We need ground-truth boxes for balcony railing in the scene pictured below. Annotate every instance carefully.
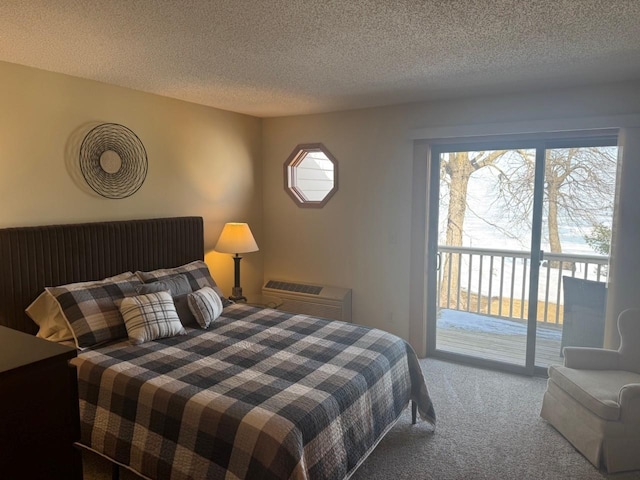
[437,245,608,325]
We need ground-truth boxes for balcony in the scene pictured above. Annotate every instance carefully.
[435,245,608,368]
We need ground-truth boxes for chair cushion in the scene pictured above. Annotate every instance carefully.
[549,365,640,421]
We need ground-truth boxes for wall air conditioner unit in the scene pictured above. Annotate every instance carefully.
[262,280,352,322]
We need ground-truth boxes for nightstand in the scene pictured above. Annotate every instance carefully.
[0,326,82,480]
[237,294,283,309]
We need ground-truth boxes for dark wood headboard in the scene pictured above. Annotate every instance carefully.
[0,217,204,334]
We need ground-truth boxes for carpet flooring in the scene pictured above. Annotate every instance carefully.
[82,358,640,480]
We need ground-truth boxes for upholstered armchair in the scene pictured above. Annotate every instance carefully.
[541,308,640,473]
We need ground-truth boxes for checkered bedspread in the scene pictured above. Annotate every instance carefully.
[73,304,435,480]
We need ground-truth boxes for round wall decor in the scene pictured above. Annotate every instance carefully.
[79,123,148,199]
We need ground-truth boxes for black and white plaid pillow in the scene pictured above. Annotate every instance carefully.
[46,273,141,349]
[136,260,229,305]
[119,291,186,345]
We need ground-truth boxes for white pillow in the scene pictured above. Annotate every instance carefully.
[26,291,74,342]
[26,271,136,343]
[119,290,186,345]
[187,286,224,329]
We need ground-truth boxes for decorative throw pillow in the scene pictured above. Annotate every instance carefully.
[27,271,135,343]
[136,274,197,327]
[135,260,230,306]
[118,291,186,345]
[187,286,224,329]
[46,273,142,349]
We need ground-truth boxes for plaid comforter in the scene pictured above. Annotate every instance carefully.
[73,304,435,480]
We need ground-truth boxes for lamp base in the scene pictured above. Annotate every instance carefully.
[230,286,246,303]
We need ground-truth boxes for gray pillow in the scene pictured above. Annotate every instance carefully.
[136,274,197,327]
[135,260,230,306]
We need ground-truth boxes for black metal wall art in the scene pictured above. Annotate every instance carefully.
[79,123,148,199]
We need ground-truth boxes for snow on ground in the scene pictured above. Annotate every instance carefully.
[438,308,562,340]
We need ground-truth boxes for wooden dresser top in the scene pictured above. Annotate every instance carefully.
[0,325,76,374]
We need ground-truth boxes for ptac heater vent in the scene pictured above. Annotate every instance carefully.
[263,280,352,322]
[264,280,322,295]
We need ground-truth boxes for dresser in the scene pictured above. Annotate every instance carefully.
[0,326,82,479]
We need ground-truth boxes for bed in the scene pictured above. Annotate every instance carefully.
[0,216,435,480]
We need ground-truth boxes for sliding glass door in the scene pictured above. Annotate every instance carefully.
[427,136,617,375]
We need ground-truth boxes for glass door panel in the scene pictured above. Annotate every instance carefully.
[435,148,537,367]
[534,145,617,368]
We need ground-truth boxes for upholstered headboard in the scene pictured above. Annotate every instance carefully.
[0,217,204,334]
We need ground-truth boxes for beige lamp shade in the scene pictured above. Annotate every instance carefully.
[215,222,259,254]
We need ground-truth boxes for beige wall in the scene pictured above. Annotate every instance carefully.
[0,61,263,296]
[262,82,640,353]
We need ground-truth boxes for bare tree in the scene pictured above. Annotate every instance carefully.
[439,150,510,308]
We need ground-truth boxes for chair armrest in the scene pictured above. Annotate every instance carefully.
[563,347,620,370]
[619,384,640,423]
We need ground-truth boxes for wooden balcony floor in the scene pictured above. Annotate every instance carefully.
[436,310,564,368]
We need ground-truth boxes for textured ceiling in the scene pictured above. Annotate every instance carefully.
[1,1,640,117]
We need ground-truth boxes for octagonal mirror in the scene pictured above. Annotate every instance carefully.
[284,143,338,208]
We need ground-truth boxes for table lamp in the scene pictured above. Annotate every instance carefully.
[215,222,258,301]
